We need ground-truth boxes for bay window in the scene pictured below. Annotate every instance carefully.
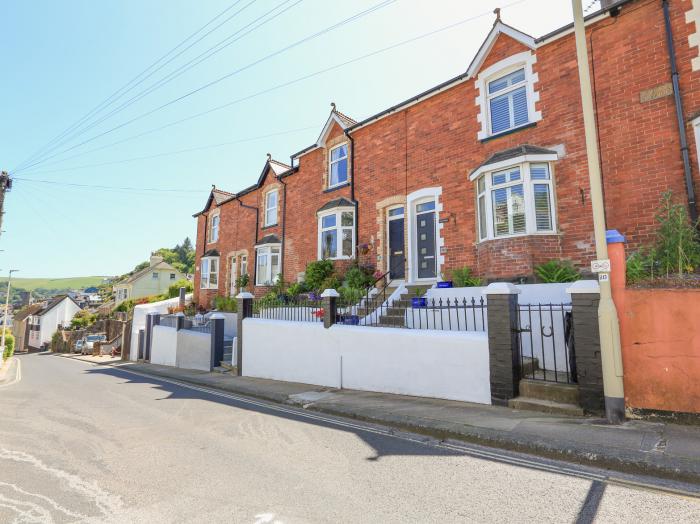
[255,245,281,286]
[200,257,219,289]
[476,163,555,241]
[329,143,348,188]
[318,209,354,260]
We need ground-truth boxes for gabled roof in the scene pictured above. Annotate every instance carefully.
[121,260,181,285]
[292,106,356,159]
[466,20,536,78]
[13,303,43,322]
[469,145,558,180]
[254,155,292,188]
[193,186,236,217]
[317,197,355,213]
[36,295,81,317]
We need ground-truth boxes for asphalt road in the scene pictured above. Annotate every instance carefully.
[1,353,699,523]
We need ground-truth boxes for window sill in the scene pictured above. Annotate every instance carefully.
[261,224,278,230]
[318,256,355,261]
[476,231,560,244]
[480,122,537,143]
[324,182,350,193]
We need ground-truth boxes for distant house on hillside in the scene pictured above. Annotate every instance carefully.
[113,254,185,305]
[26,295,82,350]
[11,303,43,352]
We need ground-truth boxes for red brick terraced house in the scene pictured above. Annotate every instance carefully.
[194,0,700,307]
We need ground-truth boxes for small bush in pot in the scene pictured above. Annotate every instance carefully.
[534,260,580,283]
[451,267,483,287]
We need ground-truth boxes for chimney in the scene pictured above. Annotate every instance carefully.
[150,254,164,266]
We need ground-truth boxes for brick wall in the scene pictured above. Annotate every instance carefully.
[194,0,700,306]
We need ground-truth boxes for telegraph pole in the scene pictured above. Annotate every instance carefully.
[1,269,18,355]
[572,0,625,423]
[0,171,12,238]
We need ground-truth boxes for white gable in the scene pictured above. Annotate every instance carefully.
[466,21,536,78]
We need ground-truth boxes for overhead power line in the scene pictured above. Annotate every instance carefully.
[17,0,525,178]
[20,0,298,171]
[13,177,207,194]
[19,125,316,177]
[10,0,252,173]
[11,0,398,175]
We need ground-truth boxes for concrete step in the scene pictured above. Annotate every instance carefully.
[519,379,580,405]
[508,397,584,416]
[212,366,230,374]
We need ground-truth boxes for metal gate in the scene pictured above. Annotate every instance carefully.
[515,303,577,384]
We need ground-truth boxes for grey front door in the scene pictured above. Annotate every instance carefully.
[416,206,436,279]
[388,217,405,279]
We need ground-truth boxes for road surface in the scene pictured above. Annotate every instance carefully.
[1,353,698,523]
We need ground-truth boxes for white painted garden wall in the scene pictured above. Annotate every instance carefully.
[128,294,192,361]
[242,318,491,404]
[150,325,178,367]
[175,330,211,371]
[427,283,572,372]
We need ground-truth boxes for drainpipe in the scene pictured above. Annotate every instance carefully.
[279,169,288,281]
[662,0,698,222]
[344,129,359,261]
[237,197,259,285]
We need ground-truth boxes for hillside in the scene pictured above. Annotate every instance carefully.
[0,276,108,291]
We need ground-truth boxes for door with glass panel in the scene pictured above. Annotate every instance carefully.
[415,201,437,279]
[229,257,237,296]
[387,207,405,279]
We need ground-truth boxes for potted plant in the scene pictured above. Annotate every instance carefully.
[411,288,427,308]
[437,271,453,288]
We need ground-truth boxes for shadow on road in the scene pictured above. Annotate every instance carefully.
[83,365,465,462]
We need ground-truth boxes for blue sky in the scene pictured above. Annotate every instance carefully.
[0,0,580,278]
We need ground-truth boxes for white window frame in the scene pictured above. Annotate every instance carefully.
[486,67,529,136]
[328,143,349,188]
[317,207,355,260]
[475,162,556,242]
[694,117,700,173]
[264,190,278,227]
[152,272,159,280]
[200,257,219,289]
[255,245,281,287]
[209,211,220,243]
[475,51,541,140]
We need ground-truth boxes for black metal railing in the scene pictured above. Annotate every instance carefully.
[253,295,324,323]
[336,294,486,332]
[516,303,576,384]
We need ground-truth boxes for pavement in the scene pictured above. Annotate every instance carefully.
[110,359,700,485]
[1,352,699,523]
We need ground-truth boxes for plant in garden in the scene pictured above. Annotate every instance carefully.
[167,279,193,298]
[304,260,335,291]
[235,273,250,291]
[285,282,307,298]
[344,266,373,290]
[339,286,364,304]
[70,310,97,329]
[652,192,700,277]
[625,251,653,284]
[534,260,580,283]
[451,267,483,287]
[2,329,14,359]
[213,295,237,312]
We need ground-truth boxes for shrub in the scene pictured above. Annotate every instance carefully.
[304,260,335,292]
[653,191,700,277]
[213,295,237,312]
[235,273,250,290]
[167,279,193,298]
[344,265,374,290]
[2,329,14,359]
[71,310,97,329]
[320,275,342,292]
[339,286,364,304]
[286,282,307,298]
[534,260,580,283]
[451,267,483,287]
[626,251,651,284]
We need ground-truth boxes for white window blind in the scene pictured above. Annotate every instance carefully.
[488,68,529,135]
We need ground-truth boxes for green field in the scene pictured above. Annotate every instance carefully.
[0,276,108,291]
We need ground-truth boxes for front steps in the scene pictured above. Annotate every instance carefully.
[508,379,584,416]
[376,285,431,328]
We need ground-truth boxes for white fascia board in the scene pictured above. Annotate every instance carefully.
[469,153,559,181]
[466,22,536,78]
[316,112,350,147]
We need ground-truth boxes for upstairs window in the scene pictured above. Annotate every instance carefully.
[329,144,348,188]
[488,68,529,135]
[264,190,278,226]
[209,213,220,243]
[476,163,555,240]
[318,209,354,260]
[152,272,159,280]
